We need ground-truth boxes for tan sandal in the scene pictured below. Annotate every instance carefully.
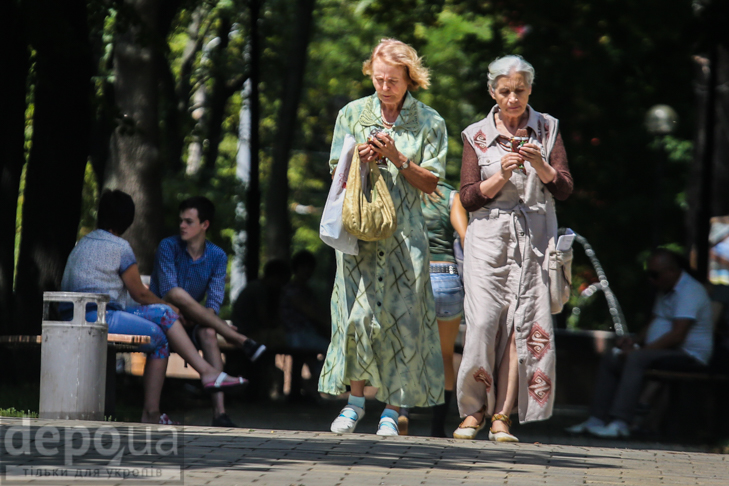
[489,413,519,442]
[453,406,487,439]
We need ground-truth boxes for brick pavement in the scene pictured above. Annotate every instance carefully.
[1,417,727,486]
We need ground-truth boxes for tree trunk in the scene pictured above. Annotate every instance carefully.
[105,0,166,274]
[14,0,93,333]
[265,0,317,262]
[200,16,233,178]
[0,0,29,332]
[246,0,262,282]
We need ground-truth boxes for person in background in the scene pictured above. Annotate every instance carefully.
[567,248,714,438]
[280,250,330,402]
[61,190,247,424]
[399,182,468,437]
[454,55,573,442]
[230,260,291,401]
[151,196,265,428]
[319,38,447,436]
[232,260,291,351]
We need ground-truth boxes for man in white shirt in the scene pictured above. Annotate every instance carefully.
[567,248,714,438]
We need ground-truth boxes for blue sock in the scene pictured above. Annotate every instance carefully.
[348,395,365,409]
[381,408,398,421]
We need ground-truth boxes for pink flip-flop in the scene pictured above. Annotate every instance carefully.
[202,372,248,394]
[158,413,180,425]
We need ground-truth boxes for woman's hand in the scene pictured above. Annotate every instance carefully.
[500,153,523,180]
[369,132,402,166]
[519,142,557,184]
[358,143,378,163]
[518,143,545,170]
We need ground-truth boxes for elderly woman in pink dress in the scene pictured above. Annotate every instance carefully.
[453,55,573,442]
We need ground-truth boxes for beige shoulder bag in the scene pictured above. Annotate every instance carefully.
[342,145,397,241]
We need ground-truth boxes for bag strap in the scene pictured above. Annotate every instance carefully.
[537,114,561,264]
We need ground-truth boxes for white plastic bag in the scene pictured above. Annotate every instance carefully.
[320,134,359,255]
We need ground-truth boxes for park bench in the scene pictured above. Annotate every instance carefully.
[643,365,729,441]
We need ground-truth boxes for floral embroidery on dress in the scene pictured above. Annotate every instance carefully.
[526,323,550,360]
[473,130,490,153]
[473,367,493,391]
[528,369,552,407]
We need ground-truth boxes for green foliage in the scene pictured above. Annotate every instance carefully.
[15,0,702,333]
[0,383,39,416]
[0,408,38,418]
[78,162,99,238]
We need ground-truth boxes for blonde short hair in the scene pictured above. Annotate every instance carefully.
[362,38,430,90]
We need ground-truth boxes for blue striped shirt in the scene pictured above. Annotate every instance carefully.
[150,236,228,313]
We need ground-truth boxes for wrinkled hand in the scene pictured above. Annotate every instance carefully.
[500,153,523,179]
[518,143,545,170]
[369,133,400,164]
[358,143,378,164]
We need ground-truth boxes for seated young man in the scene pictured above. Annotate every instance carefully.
[150,196,264,427]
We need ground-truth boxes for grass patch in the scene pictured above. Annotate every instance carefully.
[0,382,39,414]
[0,407,38,418]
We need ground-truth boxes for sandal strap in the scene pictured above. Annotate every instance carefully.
[214,372,229,387]
[491,413,512,427]
[457,405,488,429]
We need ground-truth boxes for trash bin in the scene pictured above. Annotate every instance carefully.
[39,292,109,420]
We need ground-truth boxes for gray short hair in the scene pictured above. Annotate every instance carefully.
[487,55,535,92]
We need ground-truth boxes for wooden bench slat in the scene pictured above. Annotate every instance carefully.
[645,369,729,382]
[108,334,150,345]
[0,335,41,344]
[0,334,150,345]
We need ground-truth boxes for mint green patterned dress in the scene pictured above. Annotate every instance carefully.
[318,92,447,407]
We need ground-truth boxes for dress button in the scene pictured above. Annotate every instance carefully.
[519,231,525,237]
[379,251,384,257]
[377,302,382,307]
[519,358,525,364]
[516,326,521,332]
[378,276,383,282]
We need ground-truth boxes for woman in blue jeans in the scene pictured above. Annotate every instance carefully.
[61,190,247,424]
[400,181,468,436]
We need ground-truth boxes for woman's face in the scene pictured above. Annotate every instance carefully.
[372,58,409,107]
[490,71,532,119]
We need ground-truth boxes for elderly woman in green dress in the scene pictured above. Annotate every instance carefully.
[319,38,447,436]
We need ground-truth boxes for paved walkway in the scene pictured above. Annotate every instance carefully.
[2,416,727,486]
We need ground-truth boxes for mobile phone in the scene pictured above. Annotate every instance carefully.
[368,128,384,147]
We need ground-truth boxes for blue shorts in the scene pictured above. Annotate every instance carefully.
[86,304,178,360]
[430,271,464,320]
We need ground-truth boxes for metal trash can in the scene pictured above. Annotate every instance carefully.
[39,292,109,420]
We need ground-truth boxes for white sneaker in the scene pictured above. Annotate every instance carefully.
[330,404,364,434]
[565,417,605,434]
[376,416,399,436]
[587,420,630,438]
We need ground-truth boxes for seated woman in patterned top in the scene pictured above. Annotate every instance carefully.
[61,190,247,424]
